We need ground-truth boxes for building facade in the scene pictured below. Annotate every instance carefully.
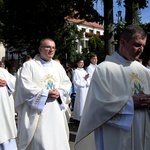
[67,18,104,53]
[0,20,104,61]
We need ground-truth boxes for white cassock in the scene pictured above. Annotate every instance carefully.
[15,54,72,150]
[75,52,150,150]
[73,67,90,121]
[86,63,97,79]
[0,68,17,149]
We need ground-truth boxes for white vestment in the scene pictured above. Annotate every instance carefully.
[86,63,97,79]
[75,52,150,150]
[15,55,71,150]
[0,68,17,145]
[73,68,90,121]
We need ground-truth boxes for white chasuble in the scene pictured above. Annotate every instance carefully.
[75,52,150,150]
[15,55,71,150]
[0,68,17,144]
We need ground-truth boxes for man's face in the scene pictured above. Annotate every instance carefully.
[39,40,56,61]
[120,33,147,61]
[90,56,98,65]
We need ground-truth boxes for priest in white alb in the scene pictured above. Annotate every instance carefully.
[15,38,72,150]
[75,25,150,150]
[0,67,17,150]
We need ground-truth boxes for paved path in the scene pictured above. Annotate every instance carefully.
[69,119,78,150]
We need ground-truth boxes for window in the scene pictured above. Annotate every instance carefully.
[89,29,93,33]
[96,31,100,34]
[81,28,86,32]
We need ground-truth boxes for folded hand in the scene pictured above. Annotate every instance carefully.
[0,79,7,87]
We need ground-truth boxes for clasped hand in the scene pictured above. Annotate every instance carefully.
[133,91,150,109]
[0,79,7,87]
[48,89,60,99]
[84,74,89,80]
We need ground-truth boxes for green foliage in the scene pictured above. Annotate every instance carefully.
[73,0,103,23]
[87,36,104,63]
[88,36,104,53]
[123,0,148,25]
[0,0,71,49]
[89,37,97,52]
[0,0,103,66]
[0,0,149,66]
[0,0,103,48]
[123,0,148,9]
[54,22,80,67]
[114,20,126,36]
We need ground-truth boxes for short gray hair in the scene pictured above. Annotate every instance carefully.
[120,24,147,42]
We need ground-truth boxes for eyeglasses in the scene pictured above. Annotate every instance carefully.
[41,46,56,51]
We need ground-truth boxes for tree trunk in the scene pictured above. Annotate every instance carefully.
[103,0,115,55]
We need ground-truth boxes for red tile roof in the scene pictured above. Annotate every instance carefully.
[66,18,104,29]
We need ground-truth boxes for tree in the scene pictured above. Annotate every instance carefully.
[123,0,148,25]
[95,0,117,55]
[88,36,105,62]
[54,22,80,68]
[0,0,103,48]
[0,0,73,50]
[73,0,103,23]
[103,0,115,55]
[95,0,149,56]
[0,0,103,65]
[88,36,104,52]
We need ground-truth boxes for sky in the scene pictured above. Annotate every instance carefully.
[94,1,150,24]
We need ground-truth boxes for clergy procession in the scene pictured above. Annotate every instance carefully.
[0,24,150,150]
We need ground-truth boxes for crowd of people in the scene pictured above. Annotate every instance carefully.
[0,24,150,150]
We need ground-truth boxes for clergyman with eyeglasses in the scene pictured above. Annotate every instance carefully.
[15,38,72,150]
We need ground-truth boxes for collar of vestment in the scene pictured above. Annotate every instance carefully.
[90,63,97,68]
[77,67,84,71]
[37,56,53,67]
[113,52,132,64]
